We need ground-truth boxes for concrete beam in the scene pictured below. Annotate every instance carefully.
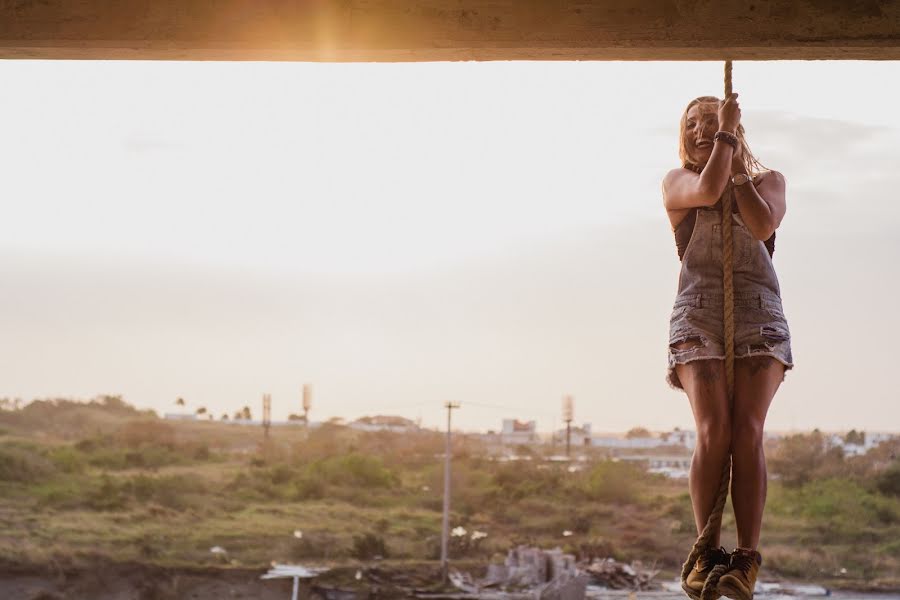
[1,0,899,61]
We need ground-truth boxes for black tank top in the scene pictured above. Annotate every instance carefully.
[674,201,775,261]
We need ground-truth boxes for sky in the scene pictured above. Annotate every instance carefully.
[2,60,898,434]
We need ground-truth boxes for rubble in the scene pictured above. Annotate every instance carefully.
[582,558,660,591]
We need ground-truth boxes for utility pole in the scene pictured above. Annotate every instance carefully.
[263,393,272,439]
[440,401,460,585]
[562,395,574,458]
[302,384,312,433]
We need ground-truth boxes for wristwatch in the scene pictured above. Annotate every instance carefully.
[732,173,752,186]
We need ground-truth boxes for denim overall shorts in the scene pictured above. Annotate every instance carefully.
[667,201,794,391]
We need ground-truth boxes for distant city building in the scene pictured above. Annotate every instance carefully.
[660,428,697,450]
[590,435,665,449]
[164,412,197,421]
[501,419,539,445]
[826,431,898,456]
[552,422,592,447]
[615,454,691,478]
[349,415,419,433]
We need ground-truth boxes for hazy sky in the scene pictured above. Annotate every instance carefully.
[2,60,898,434]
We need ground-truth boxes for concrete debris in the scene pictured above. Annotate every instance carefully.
[430,545,661,600]
[443,545,591,600]
[582,558,659,591]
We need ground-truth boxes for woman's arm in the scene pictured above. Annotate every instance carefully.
[733,163,786,241]
[662,139,735,210]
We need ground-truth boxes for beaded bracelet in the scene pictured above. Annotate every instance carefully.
[713,130,738,150]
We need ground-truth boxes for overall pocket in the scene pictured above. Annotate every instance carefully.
[710,218,752,269]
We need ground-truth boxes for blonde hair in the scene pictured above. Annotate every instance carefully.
[678,96,768,177]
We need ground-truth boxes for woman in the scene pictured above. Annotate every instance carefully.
[661,93,793,600]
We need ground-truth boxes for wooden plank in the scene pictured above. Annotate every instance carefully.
[1,0,899,61]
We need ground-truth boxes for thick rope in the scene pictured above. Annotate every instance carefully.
[680,59,736,600]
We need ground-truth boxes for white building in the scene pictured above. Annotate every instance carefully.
[590,436,665,449]
[552,422,592,447]
[501,419,539,445]
[349,415,419,433]
[615,454,692,478]
[164,412,198,421]
[827,431,898,457]
[660,428,697,450]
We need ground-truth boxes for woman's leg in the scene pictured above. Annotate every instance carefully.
[675,354,731,546]
[731,356,784,550]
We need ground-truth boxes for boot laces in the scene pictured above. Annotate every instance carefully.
[730,551,756,576]
[701,546,728,569]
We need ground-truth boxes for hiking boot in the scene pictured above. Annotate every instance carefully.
[682,546,730,600]
[717,548,762,600]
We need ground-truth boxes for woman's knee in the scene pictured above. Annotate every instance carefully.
[731,419,765,449]
[696,419,732,451]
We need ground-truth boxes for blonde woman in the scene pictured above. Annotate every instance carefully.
[661,93,793,600]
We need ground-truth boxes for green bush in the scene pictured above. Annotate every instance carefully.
[582,460,644,503]
[310,453,398,488]
[47,445,86,474]
[292,475,326,500]
[0,443,56,482]
[875,463,900,497]
[127,474,206,510]
[350,532,389,559]
[489,462,567,501]
[85,474,129,511]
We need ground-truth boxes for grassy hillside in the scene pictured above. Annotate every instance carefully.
[1,397,898,591]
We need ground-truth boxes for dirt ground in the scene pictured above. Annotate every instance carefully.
[0,566,298,600]
[0,561,449,600]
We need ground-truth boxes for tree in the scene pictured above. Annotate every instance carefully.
[626,426,652,439]
[221,413,229,421]
[768,431,829,487]
[241,406,252,420]
[195,407,207,416]
[844,429,865,445]
[175,397,185,407]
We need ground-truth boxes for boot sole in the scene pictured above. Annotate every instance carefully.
[682,580,722,600]
[717,577,753,600]
[682,581,702,600]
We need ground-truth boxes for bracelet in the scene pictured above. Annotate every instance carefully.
[714,130,738,150]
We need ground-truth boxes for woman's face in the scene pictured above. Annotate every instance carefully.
[684,103,718,166]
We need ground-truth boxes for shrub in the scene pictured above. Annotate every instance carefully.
[489,462,567,501]
[768,432,831,487]
[875,463,900,497]
[47,445,85,474]
[0,443,56,482]
[289,532,346,560]
[127,474,206,510]
[350,532,389,559]
[86,474,129,511]
[582,460,644,503]
[310,453,398,488]
[292,476,326,500]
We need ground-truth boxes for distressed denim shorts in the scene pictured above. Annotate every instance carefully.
[666,290,794,391]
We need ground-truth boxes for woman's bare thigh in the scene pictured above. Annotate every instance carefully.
[675,357,730,428]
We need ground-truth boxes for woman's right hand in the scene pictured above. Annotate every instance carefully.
[718,93,741,133]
